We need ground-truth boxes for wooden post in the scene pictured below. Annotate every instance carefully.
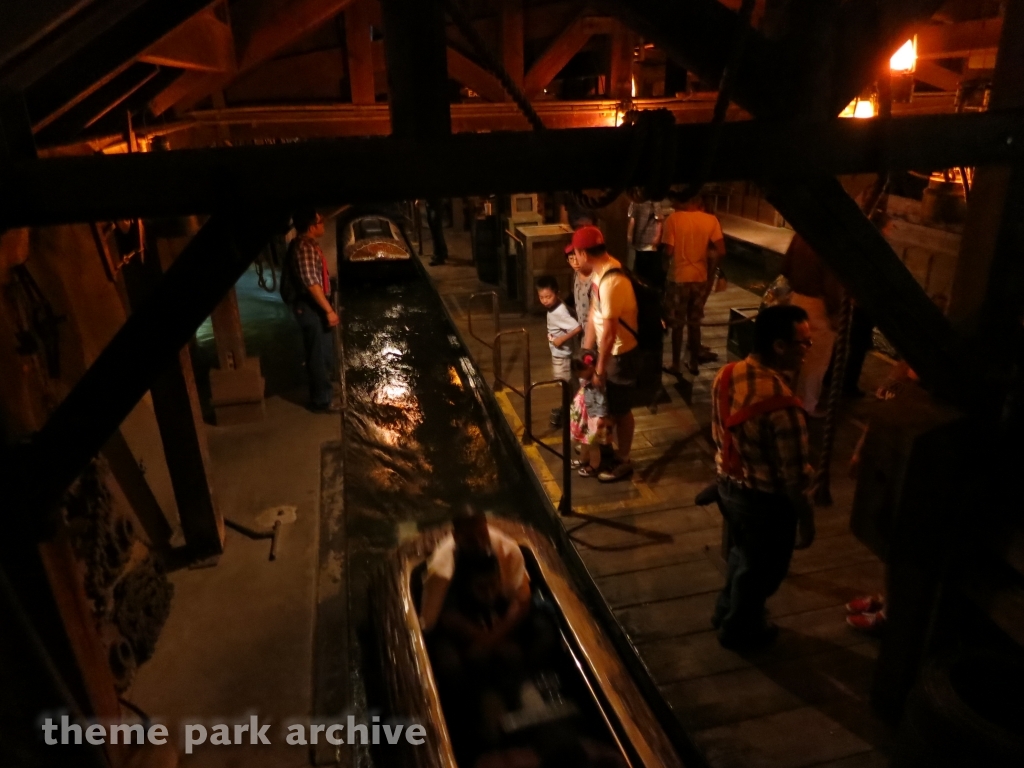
[379,0,451,140]
[345,0,376,105]
[501,0,525,98]
[946,0,1024,391]
[120,226,224,557]
[6,213,274,556]
[609,21,634,101]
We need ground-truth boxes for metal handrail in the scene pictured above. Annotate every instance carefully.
[524,379,573,516]
[467,291,500,348]
[492,328,530,398]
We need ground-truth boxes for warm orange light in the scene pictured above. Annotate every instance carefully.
[890,38,916,73]
[840,97,876,118]
[631,76,637,98]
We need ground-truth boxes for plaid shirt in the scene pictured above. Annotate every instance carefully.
[292,235,329,295]
[711,356,813,494]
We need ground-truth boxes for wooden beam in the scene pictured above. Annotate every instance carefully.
[917,17,1003,60]
[380,0,450,140]
[501,0,525,97]
[609,20,635,101]
[764,176,967,404]
[32,64,157,145]
[447,47,507,103]
[22,0,215,130]
[6,109,1022,227]
[6,212,276,530]
[946,0,1024,388]
[120,232,223,557]
[523,15,615,99]
[0,0,147,90]
[914,60,961,91]
[137,8,234,72]
[344,0,375,105]
[149,0,356,116]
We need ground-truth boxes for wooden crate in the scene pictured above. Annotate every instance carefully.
[516,223,574,313]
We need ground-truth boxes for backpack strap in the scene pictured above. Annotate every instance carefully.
[716,362,804,481]
[598,267,639,340]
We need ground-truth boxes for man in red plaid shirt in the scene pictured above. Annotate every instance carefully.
[284,209,339,413]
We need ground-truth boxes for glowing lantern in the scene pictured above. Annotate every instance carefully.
[840,97,876,118]
[890,38,916,73]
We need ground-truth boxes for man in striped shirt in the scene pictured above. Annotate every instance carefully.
[285,209,339,413]
[710,304,815,650]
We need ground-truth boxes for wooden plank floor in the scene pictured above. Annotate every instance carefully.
[419,229,895,768]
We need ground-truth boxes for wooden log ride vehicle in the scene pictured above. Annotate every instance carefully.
[375,518,685,768]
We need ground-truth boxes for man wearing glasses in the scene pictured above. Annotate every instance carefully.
[283,209,340,413]
[709,304,816,651]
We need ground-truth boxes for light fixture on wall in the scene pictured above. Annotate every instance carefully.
[889,37,916,103]
[840,95,876,118]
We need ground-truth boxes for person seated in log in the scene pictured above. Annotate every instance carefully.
[420,506,531,641]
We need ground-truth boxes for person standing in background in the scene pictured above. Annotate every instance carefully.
[627,198,664,286]
[780,233,844,416]
[660,195,726,376]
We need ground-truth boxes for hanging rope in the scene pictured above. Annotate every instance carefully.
[442,0,546,132]
[813,178,889,506]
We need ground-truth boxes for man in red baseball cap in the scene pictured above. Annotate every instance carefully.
[574,226,639,482]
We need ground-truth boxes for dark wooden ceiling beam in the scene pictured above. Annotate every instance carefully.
[149,0,356,116]
[914,60,962,91]
[22,0,215,130]
[137,7,234,73]
[33,63,160,146]
[344,0,376,105]
[916,16,1003,60]
[447,47,508,103]
[523,14,615,99]
[380,0,451,140]
[501,0,525,97]
[6,108,1021,228]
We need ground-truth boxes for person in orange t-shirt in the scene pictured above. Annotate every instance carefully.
[660,196,726,376]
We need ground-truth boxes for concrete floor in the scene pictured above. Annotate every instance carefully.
[130,270,340,768]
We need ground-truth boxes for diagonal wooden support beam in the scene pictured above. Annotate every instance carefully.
[523,15,615,100]
[150,0,356,116]
[764,176,967,403]
[604,0,970,401]
[501,0,525,96]
[137,7,235,73]
[5,212,276,538]
[447,47,507,103]
[22,0,215,131]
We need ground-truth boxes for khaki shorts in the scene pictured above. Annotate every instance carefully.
[663,281,704,329]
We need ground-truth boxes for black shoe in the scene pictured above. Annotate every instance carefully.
[718,623,779,652]
[429,257,447,266]
[549,408,562,428]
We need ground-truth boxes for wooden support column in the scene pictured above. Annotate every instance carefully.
[345,0,376,105]
[380,0,451,140]
[6,213,275,553]
[609,21,635,101]
[501,0,525,99]
[946,0,1024,411]
[119,224,222,558]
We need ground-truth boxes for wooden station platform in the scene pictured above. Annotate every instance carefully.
[420,228,895,768]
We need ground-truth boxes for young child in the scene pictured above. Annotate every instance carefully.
[569,349,611,477]
[536,275,582,427]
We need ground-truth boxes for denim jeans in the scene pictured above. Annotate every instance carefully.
[293,303,335,410]
[713,479,798,639]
